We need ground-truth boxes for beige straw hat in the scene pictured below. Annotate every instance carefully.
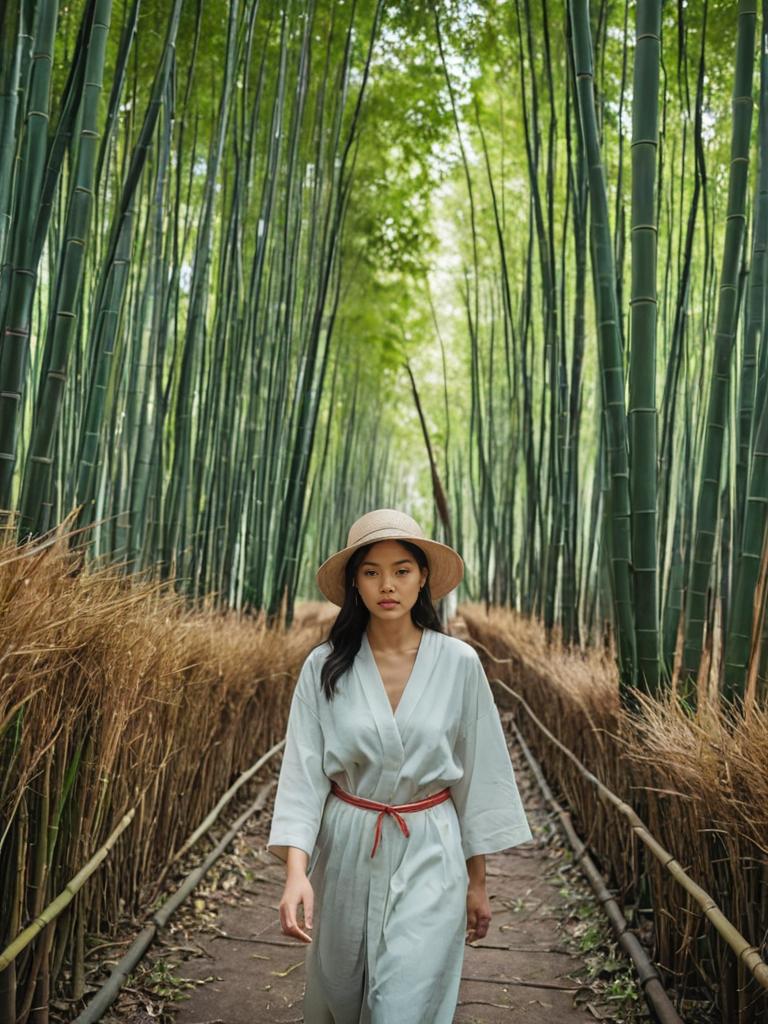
[316,508,464,607]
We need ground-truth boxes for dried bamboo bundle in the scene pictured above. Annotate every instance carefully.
[0,531,321,1022]
[462,602,768,1024]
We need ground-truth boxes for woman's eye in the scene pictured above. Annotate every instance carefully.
[362,569,409,576]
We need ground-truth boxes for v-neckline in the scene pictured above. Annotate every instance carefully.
[363,627,427,720]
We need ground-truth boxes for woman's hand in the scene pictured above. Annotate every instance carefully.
[465,881,492,942]
[279,871,314,943]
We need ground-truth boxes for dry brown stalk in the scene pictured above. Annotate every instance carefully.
[0,536,320,1017]
[460,603,768,1012]
[745,517,768,715]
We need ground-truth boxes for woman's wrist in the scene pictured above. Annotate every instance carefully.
[286,846,310,878]
[466,853,486,886]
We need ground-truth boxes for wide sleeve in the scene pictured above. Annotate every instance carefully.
[451,651,533,859]
[266,654,331,864]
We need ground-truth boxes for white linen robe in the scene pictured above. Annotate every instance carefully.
[266,626,532,1024]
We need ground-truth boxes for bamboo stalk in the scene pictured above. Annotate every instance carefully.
[18,0,114,540]
[629,0,662,694]
[681,0,759,696]
[0,807,135,972]
[0,0,59,514]
[149,738,285,897]
[743,515,768,714]
[567,0,637,697]
[72,781,275,1024]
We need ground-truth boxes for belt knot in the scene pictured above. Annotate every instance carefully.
[330,780,452,858]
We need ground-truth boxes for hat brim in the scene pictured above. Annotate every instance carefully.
[316,535,464,607]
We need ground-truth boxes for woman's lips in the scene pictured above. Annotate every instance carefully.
[378,600,399,607]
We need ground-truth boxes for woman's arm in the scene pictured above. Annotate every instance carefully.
[279,846,314,943]
[466,853,486,886]
[466,853,492,942]
[286,847,310,877]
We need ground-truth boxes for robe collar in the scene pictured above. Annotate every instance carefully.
[358,626,432,763]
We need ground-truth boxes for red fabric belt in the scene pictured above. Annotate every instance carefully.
[330,780,452,858]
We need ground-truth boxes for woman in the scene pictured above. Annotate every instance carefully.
[267,508,532,1023]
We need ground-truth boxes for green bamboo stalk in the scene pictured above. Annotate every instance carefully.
[564,33,588,647]
[568,0,637,697]
[126,75,174,573]
[680,0,758,700]
[516,0,563,636]
[659,0,707,680]
[0,0,59,515]
[18,0,114,540]
[0,791,27,1019]
[0,1,26,263]
[722,0,768,702]
[20,751,52,1024]
[474,106,520,596]
[0,807,135,972]
[613,0,630,346]
[73,0,184,532]
[519,215,538,616]
[31,0,97,269]
[723,404,768,697]
[629,0,662,694]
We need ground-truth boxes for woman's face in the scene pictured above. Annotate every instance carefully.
[354,540,428,623]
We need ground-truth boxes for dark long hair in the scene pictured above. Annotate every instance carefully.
[317,540,445,702]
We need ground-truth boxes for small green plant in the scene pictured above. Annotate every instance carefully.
[549,851,654,1022]
[577,923,604,954]
[140,957,197,1001]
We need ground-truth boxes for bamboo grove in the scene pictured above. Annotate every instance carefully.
[416,0,768,711]
[0,0,387,623]
[1,4,768,713]
[2,3,768,1023]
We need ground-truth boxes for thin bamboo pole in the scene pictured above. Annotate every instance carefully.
[0,0,59,514]
[511,718,683,1024]
[17,0,114,540]
[681,0,758,697]
[0,808,135,972]
[72,780,275,1024]
[149,738,285,897]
